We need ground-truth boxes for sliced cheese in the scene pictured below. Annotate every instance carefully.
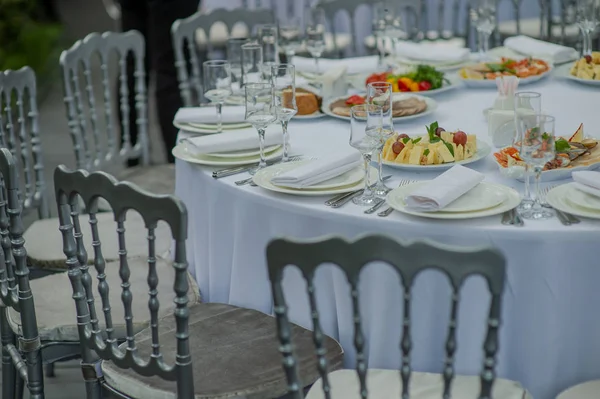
[426,150,435,165]
[395,146,411,164]
[455,144,464,161]
[465,142,476,159]
[467,134,477,144]
[441,131,453,143]
[408,146,423,165]
[436,144,455,163]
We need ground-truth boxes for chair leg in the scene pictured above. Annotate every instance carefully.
[14,374,24,399]
[1,309,16,399]
[45,363,56,377]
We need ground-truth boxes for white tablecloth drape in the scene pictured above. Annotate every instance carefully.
[175,72,600,399]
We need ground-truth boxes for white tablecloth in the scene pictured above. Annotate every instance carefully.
[175,70,600,399]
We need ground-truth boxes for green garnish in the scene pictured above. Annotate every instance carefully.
[445,142,454,157]
[426,121,439,141]
[393,65,447,89]
[423,149,430,156]
[542,132,550,140]
[413,137,422,144]
[402,137,411,144]
[485,61,516,75]
[555,138,570,152]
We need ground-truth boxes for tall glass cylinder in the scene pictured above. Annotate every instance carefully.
[227,38,249,96]
[514,91,541,211]
[258,24,280,65]
[271,64,298,162]
[241,42,263,86]
[366,82,394,197]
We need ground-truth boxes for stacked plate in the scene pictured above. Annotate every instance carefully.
[252,160,378,196]
[386,181,521,219]
[546,183,600,219]
[172,141,283,166]
[173,120,251,135]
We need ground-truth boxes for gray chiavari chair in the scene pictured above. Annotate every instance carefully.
[59,30,175,195]
[52,166,343,399]
[266,235,532,398]
[0,148,44,399]
[171,8,275,106]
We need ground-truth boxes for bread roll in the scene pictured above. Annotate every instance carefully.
[283,89,319,115]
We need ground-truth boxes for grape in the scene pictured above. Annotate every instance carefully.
[585,55,593,63]
[435,127,445,137]
[392,141,405,154]
[453,131,467,146]
[397,133,410,141]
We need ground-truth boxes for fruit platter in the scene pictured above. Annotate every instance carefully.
[381,121,491,170]
[458,57,552,87]
[361,65,455,95]
[493,123,600,181]
[568,52,600,86]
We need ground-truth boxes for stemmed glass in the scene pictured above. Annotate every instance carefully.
[384,6,405,60]
[350,104,382,206]
[513,91,542,211]
[518,114,556,220]
[366,82,394,197]
[470,0,497,61]
[242,42,263,86]
[202,60,233,133]
[258,24,280,64]
[245,82,277,174]
[305,7,326,74]
[372,2,388,65]
[575,0,599,56]
[227,38,249,98]
[271,64,298,163]
[279,17,303,62]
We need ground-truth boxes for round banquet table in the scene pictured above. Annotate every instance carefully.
[175,72,600,399]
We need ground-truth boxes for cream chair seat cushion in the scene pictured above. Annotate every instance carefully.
[8,256,201,342]
[101,303,345,399]
[24,211,172,270]
[498,18,580,39]
[306,369,532,399]
[557,380,600,398]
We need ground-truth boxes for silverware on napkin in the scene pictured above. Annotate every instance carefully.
[325,175,392,208]
[212,155,304,179]
[540,186,580,226]
[364,179,413,215]
[376,180,417,217]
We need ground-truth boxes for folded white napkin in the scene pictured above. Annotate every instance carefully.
[174,106,246,125]
[394,41,470,63]
[405,165,485,212]
[182,127,282,155]
[271,150,361,188]
[504,36,578,64]
[291,56,379,75]
[573,171,600,198]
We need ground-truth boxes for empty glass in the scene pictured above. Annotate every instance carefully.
[372,3,388,65]
[350,104,382,206]
[305,7,326,73]
[279,17,303,61]
[203,60,233,133]
[514,91,542,211]
[471,0,497,61]
[575,0,599,56]
[366,82,394,197]
[518,114,556,220]
[245,83,277,174]
[242,42,263,86]
[258,24,280,65]
[383,6,405,59]
[271,64,298,162]
[227,38,249,97]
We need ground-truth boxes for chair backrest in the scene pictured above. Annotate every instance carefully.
[171,8,275,107]
[53,165,193,397]
[0,147,44,397]
[423,0,472,44]
[59,30,149,172]
[266,235,506,399]
[0,67,49,219]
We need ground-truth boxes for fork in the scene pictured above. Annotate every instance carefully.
[377,180,416,217]
[364,179,411,214]
[540,186,580,225]
[214,155,303,179]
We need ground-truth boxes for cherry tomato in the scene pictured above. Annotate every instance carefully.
[345,95,365,106]
[397,133,410,141]
[585,55,593,63]
[418,81,432,91]
[365,72,388,86]
[392,141,405,154]
[397,80,410,92]
[435,127,445,137]
[453,131,467,146]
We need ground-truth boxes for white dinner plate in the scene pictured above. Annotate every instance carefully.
[207,144,281,159]
[173,120,252,134]
[294,111,327,120]
[349,74,461,96]
[566,185,600,211]
[268,160,365,190]
[494,158,600,182]
[322,93,437,123]
[386,182,520,220]
[457,66,553,88]
[547,183,600,219]
[397,57,472,71]
[564,73,600,86]
[172,143,282,166]
[383,140,491,171]
[253,163,378,196]
[225,95,245,105]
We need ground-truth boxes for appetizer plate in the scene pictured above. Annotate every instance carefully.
[495,161,600,182]
[564,73,600,86]
[207,144,281,159]
[294,111,327,120]
[349,75,460,96]
[397,57,473,71]
[322,93,438,123]
[457,66,553,88]
[252,164,378,196]
[172,143,282,166]
[386,182,521,220]
[383,140,491,171]
[174,120,252,134]
[566,185,600,212]
[547,183,600,219]
[268,160,365,190]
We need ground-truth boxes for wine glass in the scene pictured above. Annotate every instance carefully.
[366,82,394,197]
[384,6,405,60]
[350,104,382,206]
[305,7,326,74]
[470,0,497,61]
[202,60,232,133]
[271,64,298,163]
[575,0,599,56]
[518,114,555,220]
[372,2,388,65]
[279,17,303,62]
[258,24,280,65]
[245,82,277,174]
[514,91,542,211]
[242,42,263,86]
[227,38,249,97]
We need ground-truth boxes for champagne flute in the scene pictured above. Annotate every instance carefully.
[518,114,556,220]
[350,104,382,206]
[279,17,303,62]
[258,24,280,65]
[470,0,497,61]
[384,7,405,59]
[372,2,388,65]
[575,0,599,56]
[271,64,298,163]
[366,82,394,197]
[227,38,249,98]
[203,60,232,133]
[242,42,263,86]
[305,7,326,74]
[514,91,541,211]
[245,82,277,174]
